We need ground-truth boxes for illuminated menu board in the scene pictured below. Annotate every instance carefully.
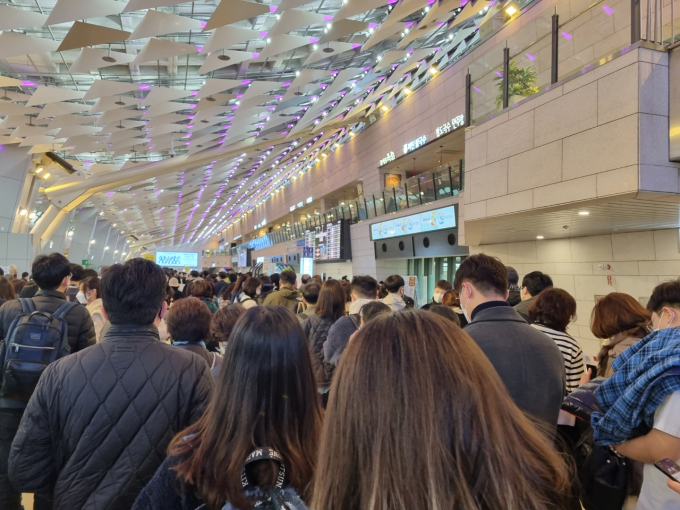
[370,205,457,241]
[305,220,351,261]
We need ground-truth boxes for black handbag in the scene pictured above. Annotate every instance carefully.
[562,378,629,510]
[574,427,628,510]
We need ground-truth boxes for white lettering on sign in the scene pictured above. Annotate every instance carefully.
[403,136,427,154]
[380,151,395,166]
[290,205,296,212]
[435,114,465,138]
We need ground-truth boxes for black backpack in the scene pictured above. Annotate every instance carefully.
[220,447,308,510]
[0,298,76,402]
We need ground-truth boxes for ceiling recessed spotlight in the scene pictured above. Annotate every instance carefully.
[578,211,590,215]
[536,235,544,239]
[506,5,518,15]
[102,55,117,63]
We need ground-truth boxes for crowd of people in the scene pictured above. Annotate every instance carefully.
[0,253,678,510]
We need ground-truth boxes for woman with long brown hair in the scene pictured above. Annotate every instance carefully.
[312,310,573,510]
[0,277,16,307]
[133,306,322,510]
[303,279,346,384]
[590,292,651,378]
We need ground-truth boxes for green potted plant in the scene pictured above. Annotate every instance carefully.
[494,60,539,109]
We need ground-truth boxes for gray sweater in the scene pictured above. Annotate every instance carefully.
[464,303,566,427]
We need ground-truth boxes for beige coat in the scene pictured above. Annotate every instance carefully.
[602,333,640,378]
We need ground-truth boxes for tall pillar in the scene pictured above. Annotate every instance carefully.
[66,208,98,264]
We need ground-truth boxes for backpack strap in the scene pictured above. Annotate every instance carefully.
[17,298,36,315]
[348,314,360,329]
[52,300,78,320]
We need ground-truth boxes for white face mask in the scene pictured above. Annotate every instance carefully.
[256,288,261,296]
[460,286,472,323]
[653,311,675,332]
[433,291,443,304]
[76,292,88,304]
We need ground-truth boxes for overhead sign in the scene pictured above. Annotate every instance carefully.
[156,251,199,268]
[403,135,427,154]
[380,151,395,166]
[436,114,465,137]
[306,196,313,204]
[370,205,456,241]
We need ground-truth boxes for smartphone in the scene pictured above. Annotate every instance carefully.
[654,458,680,482]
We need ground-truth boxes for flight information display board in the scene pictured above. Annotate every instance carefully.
[305,220,351,261]
[370,205,457,241]
[156,252,199,268]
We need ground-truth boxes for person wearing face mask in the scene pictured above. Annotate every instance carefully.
[453,254,566,428]
[430,280,452,306]
[79,276,105,342]
[592,280,680,510]
[238,276,261,310]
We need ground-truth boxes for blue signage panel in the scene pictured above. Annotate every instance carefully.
[370,205,456,241]
[156,251,199,268]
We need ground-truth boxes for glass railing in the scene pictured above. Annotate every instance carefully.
[469,0,633,125]
[228,162,463,255]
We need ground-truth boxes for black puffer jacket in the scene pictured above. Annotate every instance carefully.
[303,314,337,384]
[0,289,95,409]
[8,324,215,510]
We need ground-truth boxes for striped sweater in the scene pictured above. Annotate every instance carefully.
[532,323,585,394]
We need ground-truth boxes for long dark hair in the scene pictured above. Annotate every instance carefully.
[232,274,247,297]
[313,310,572,510]
[0,278,16,300]
[315,280,345,322]
[169,306,322,510]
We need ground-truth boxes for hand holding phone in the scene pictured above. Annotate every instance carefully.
[654,459,680,483]
[669,478,680,496]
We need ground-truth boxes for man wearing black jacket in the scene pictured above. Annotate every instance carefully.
[0,253,96,510]
[9,258,214,510]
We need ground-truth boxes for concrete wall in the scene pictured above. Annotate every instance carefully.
[470,228,680,355]
[464,47,677,245]
[0,233,34,275]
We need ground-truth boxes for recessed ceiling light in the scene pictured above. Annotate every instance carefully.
[536,235,544,239]
[578,211,590,215]
[506,5,518,15]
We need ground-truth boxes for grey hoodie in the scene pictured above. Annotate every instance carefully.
[381,293,406,311]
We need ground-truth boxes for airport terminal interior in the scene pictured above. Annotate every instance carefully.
[1,0,680,508]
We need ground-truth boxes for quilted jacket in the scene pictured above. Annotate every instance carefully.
[303,314,337,384]
[8,324,215,510]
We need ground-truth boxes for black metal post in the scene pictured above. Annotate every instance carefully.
[392,187,398,211]
[551,14,559,84]
[465,71,472,126]
[417,177,423,205]
[404,181,410,207]
[631,0,641,43]
[502,47,510,109]
[459,157,465,191]
[448,165,454,197]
